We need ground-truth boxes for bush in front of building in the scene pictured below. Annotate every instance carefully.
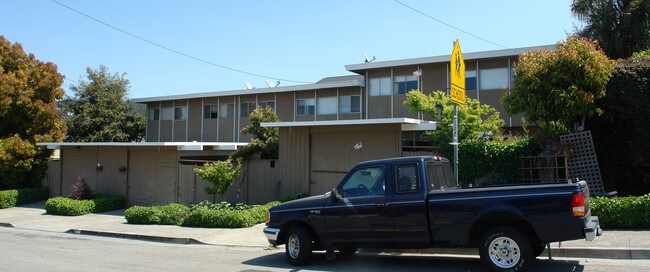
[0,187,49,209]
[591,195,650,229]
[123,201,279,228]
[124,203,189,225]
[441,138,539,187]
[45,194,126,216]
[181,202,277,228]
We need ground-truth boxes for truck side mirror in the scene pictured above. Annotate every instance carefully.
[332,188,343,200]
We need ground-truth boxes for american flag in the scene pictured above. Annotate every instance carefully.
[354,141,363,150]
[412,69,422,77]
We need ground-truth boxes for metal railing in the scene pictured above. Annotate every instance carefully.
[520,155,569,183]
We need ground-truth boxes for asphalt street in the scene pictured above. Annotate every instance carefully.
[1,227,649,272]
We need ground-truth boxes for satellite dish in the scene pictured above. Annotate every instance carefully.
[266,80,280,88]
[244,82,253,89]
[364,53,376,63]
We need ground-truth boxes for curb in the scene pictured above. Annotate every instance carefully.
[65,229,206,245]
[548,247,650,260]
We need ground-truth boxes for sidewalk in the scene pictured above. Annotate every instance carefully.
[1,201,649,259]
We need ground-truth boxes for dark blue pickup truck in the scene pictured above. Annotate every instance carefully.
[264,156,601,271]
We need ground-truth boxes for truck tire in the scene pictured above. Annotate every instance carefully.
[479,227,533,272]
[285,226,313,266]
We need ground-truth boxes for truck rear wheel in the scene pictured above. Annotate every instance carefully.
[479,227,533,272]
[285,226,313,266]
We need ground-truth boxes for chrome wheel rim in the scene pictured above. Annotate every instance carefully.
[288,233,300,259]
[488,236,520,268]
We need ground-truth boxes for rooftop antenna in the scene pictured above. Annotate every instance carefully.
[244,82,254,90]
[364,53,376,63]
[266,80,280,88]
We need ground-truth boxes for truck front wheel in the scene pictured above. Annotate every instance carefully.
[479,227,533,272]
[285,226,313,266]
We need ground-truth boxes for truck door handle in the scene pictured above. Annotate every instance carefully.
[375,203,386,208]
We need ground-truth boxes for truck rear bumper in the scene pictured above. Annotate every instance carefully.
[264,227,281,246]
[584,216,602,241]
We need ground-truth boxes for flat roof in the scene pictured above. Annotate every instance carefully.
[37,142,248,151]
[132,76,363,103]
[345,44,556,73]
[261,118,436,130]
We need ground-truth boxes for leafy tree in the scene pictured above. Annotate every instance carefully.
[61,65,145,142]
[194,159,242,196]
[571,0,650,59]
[230,106,279,161]
[0,36,66,189]
[404,90,504,144]
[502,36,615,138]
[591,55,650,195]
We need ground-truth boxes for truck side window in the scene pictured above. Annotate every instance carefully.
[341,166,385,198]
[396,164,420,193]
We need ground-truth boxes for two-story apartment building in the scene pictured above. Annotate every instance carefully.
[40,44,553,205]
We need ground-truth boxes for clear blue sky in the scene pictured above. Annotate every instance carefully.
[1,0,579,99]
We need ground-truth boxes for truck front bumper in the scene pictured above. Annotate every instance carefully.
[584,216,602,241]
[263,227,281,246]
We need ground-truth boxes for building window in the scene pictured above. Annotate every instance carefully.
[161,107,173,121]
[174,106,187,120]
[369,77,391,96]
[240,102,256,117]
[339,95,361,114]
[466,70,477,90]
[220,103,234,118]
[296,98,315,116]
[147,108,159,121]
[479,67,509,90]
[259,100,275,110]
[394,75,418,95]
[203,105,218,119]
[317,97,336,115]
[401,131,434,152]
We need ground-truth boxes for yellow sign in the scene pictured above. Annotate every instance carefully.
[450,39,466,104]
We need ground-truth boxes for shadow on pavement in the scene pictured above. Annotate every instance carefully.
[243,251,584,272]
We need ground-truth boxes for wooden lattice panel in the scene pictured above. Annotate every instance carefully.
[559,131,604,194]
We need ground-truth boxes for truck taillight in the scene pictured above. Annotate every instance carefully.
[265,211,270,223]
[572,192,585,217]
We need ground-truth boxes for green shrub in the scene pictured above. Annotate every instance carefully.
[45,194,126,216]
[182,201,279,228]
[441,138,539,187]
[124,203,189,225]
[182,208,256,228]
[46,197,94,216]
[92,194,126,212]
[0,187,49,209]
[591,195,650,229]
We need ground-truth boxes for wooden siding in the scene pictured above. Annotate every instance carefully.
[278,127,310,197]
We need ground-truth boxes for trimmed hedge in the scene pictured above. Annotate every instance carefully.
[182,201,279,228]
[124,201,279,228]
[591,195,650,229]
[0,187,49,209]
[124,204,189,225]
[45,194,126,216]
[441,138,539,187]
